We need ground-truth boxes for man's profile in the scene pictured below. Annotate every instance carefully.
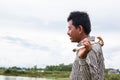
[67,11,105,80]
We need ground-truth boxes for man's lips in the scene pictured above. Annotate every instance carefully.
[68,36,72,40]
[70,37,72,40]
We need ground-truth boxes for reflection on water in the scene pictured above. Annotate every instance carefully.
[0,75,54,80]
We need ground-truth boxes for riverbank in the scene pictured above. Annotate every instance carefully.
[0,69,70,78]
[1,69,120,80]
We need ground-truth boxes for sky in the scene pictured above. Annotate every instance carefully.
[0,0,120,69]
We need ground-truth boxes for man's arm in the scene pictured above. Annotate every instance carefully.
[77,37,104,80]
[78,58,92,80]
[78,49,100,80]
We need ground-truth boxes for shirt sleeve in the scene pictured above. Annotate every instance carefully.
[78,58,92,80]
[78,44,104,80]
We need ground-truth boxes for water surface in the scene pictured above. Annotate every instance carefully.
[0,75,54,80]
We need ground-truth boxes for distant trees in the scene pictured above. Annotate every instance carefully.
[1,65,120,80]
[44,63,72,71]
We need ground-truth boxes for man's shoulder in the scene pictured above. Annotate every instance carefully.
[92,42,102,51]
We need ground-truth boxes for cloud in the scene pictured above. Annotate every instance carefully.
[2,35,51,51]
[0,0,120,69]
[0,32,74,68]
[105,50,120,69]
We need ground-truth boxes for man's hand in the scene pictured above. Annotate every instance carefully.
[78,38,92,59]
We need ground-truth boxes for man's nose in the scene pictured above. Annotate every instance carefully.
[67,30,70,36]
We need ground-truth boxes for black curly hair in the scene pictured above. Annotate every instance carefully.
[67,11,91,35]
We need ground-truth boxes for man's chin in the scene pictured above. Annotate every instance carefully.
[70,38,77,42]
[70,40,76,42]
[70,39,78,43]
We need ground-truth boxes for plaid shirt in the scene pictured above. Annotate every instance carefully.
[70,36,105,80]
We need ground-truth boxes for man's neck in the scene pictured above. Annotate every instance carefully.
[78,35,89,43]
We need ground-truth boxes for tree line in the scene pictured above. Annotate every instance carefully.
[0,64,120,80]
[0,63,120,73]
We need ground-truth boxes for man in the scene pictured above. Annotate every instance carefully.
[67,11,105,80]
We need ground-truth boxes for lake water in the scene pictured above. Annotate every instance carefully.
[0,75,54,80]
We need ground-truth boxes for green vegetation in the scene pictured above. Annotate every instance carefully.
[0,64,71,78]
[0,64,120,80]
[3,70,70,78]
[55,78,69,80]
[104,74,120,80]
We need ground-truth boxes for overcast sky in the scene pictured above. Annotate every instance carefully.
[0,0,120,69]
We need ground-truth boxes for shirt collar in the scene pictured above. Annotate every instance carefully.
[77,36,95,47]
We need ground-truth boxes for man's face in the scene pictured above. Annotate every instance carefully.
[67,20,80,42]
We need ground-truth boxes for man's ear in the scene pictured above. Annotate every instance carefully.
[78,25,83,34]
